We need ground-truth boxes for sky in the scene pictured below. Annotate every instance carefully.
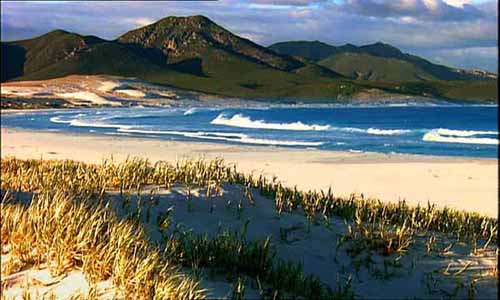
[1,0,498,72]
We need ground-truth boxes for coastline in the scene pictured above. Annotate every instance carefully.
[2,126,497,217]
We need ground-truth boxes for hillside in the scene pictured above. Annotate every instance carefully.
[269,40,340,61]
[318,52,434,82]
[0,15,497,103]
[269,41,496,81]
[118,15,303,73]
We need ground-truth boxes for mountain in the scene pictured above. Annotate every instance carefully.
[268,41,495,82]
[269,40,339,62]
[318,53,434,81]
[0,29,176,82]
[1,16,497,103]
[117,15,303,73]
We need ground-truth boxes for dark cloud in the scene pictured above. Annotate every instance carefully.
[339,0,485,21]
[248,0,326,6]
[0,0,497,72]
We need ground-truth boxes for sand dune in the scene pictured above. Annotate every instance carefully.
[1,127,497,217]
[55,92,121,106]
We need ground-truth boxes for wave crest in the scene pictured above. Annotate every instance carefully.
[366,128,411,135]
[184,108,198,115]
[50,115,132,130]
[211,113,330,131]
[423,129,498,145]
[436,128,498,137]
[118,128,323,146]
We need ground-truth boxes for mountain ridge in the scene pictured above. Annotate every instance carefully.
[268,40,497,81]
[1,15,497,103]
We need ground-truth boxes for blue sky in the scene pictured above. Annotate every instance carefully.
[1,0,498,72]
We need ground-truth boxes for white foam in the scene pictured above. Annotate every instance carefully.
[118,128,323,146]
[366,128,411,135]
[436,128,498,137]
[50,115,132,130]
[114,89,146,98]
[184,108,198,116]
[349,149,363,153]
[337,127,410,135]
[423,130,498,145]
[338,127,366,133]
[211,113,330,131]
[55,92,120,106]
[387,103,409,107]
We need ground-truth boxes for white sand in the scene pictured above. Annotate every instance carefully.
[156,185,497,299]
[2,183,496,299]
[55,92,121,106]
[97,81,120,93]
[1,127,497,299]
[1,86,43,97]
[114,89,146,98]
[1,127,497,217]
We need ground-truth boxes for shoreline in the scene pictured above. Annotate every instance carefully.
[2,127,497,217]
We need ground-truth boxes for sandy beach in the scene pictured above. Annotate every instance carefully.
[1,127,497,217]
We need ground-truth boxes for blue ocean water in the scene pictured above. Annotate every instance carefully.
[2,105,498,158]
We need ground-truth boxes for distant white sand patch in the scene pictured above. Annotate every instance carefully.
[97,81,120,92]
[55,92,121,106]
[156,91,177,98]
[114,89,146,98]
[1,86,38,97]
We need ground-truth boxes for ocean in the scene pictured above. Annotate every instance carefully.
[2,105,498,158]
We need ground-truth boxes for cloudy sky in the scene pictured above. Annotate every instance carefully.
[1,0,498,72]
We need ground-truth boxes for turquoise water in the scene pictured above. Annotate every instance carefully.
[2,105,498,158]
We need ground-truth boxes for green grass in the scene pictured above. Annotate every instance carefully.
[318,52,435,81]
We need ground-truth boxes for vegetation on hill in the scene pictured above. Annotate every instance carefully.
[269,41,495,81]
[0,16,497,103]
[118,15,303,72]
[318,52,434,82]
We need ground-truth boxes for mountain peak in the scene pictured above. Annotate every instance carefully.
[118,15,302,71]
[47,29,71,35]
[359,42,405,59]
[155,15,215,28]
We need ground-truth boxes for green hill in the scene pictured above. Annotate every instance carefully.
[269,41,495,81]
[1,15,496,103]
[118,15,303,73]
[269,40,339,62]
[318,52,434,82]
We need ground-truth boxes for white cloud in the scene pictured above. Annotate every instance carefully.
[133,17,154,27]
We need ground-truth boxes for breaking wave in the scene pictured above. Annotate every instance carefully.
[423,129,498,145]
[50,115,132,130]
[183,108,198,115]
[337,127,410,135]
[366,128,411,135]
[211,113,330,131]
[435,128,498,137]
[118,128,323,147]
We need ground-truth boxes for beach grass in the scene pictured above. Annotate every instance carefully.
[1,157,497,299]
[2,157,495,243]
